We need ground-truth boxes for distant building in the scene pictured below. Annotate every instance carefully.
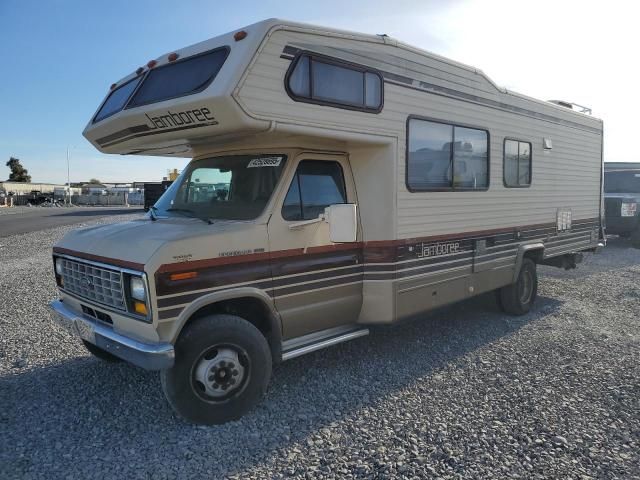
[0,181,64,195]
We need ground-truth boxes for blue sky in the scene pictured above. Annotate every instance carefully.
[1,1,637,183]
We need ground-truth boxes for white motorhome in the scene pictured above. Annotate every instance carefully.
[49,19,604,424]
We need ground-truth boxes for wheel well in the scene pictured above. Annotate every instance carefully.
[523,248,544,264]
[185,297,282,362]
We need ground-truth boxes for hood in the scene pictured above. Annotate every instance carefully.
[54,217,263,267]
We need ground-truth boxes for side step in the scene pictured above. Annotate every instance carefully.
[281,325,369,361]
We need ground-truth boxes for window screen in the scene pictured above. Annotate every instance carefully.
[407,118,489,191]
[504,139,532,187]
[128,47,229,107]
[286,53,383,112]
[94,76,143,123]
[282,161,347,220]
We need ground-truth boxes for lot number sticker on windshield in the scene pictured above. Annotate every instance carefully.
[247,157,282,168]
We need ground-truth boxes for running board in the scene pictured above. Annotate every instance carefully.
[281,325,369,361]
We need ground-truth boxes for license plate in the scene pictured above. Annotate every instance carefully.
[75,320,95,342]
[53,312,95,342]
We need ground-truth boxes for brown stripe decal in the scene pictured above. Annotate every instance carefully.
[158,307,184,320]
[52,247,145,271]
[153,218,599,308]
[98,121,218,148]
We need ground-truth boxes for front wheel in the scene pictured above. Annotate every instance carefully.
[498,258,538,316]
[160,314,272,425]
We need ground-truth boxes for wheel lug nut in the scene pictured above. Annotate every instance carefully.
[219,361,226,367]
[213,383,219,389]
[228,362,235,368]
[230,379,235,385]
[222,384,229,390]
[208,375,215,381]
[232,370,238,376]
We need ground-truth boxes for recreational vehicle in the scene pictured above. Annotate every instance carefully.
[49,19,604,424]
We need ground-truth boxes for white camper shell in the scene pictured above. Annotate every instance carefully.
[50,19,604,424]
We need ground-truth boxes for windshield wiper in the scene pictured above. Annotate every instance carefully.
[167,208,214,224]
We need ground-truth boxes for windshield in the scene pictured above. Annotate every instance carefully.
[154,154,287,221]
[604,171,640,193]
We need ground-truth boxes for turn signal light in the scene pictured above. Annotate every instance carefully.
[134,301,148,316]
[147,59,157,69]
[168,52,179,62]
[170,271,198,281]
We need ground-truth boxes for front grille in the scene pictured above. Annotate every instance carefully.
[59,258,126,311]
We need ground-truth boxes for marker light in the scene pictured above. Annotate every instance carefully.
[110,83,117,90]
[135,67,144,75]
[234,30,247,41]
[147,59,157,69]
[170,271,198,281]
[133,301,148,316]
[168,52,179,62]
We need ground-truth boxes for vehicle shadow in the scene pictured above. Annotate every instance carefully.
[1,293,562,478]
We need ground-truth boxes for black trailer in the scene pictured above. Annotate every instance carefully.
[143,181,173,211]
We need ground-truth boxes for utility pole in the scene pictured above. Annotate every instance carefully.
[66,147,71,206]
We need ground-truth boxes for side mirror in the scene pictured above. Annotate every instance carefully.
[327,203,357,243]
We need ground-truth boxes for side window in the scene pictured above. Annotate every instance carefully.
[504,139,532,187]
[286,53,383,112]
[282,161,347,221]
[407,118,489,191]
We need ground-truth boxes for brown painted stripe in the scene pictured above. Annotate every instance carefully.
[95,124,151,145]
[158,307,184,320]
[273,273,364,297]
[155,260,272,297]
[52,247,145,271]
[97,120,218,148]
[154,218,599,275]
[157,280,271,308]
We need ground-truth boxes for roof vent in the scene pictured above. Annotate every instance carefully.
[548,100,592,115]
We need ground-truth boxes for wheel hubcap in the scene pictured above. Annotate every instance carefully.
[519,270,533,304]
[194,347,246,399]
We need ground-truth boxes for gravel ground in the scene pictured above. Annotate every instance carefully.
[0,216,638,479]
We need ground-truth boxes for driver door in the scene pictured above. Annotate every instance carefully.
[268,154,363,340]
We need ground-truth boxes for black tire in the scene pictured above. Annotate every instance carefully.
[631,227,640,249]
[160,314,272,425]
[498,258,538,316]
[82,340,122,362]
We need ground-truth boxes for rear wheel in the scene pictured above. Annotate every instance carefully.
[498,258,538,316]
[160,314,272,425]
[82,340,121,362]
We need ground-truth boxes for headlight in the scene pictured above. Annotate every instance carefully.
[130,277,146,302]
[55,257,64,276]
[621,202,637,217]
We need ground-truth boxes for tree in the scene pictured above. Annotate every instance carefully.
[6,157,31,182]
[89,178,102,184]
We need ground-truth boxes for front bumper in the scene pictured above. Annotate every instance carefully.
[49,300,174,370]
